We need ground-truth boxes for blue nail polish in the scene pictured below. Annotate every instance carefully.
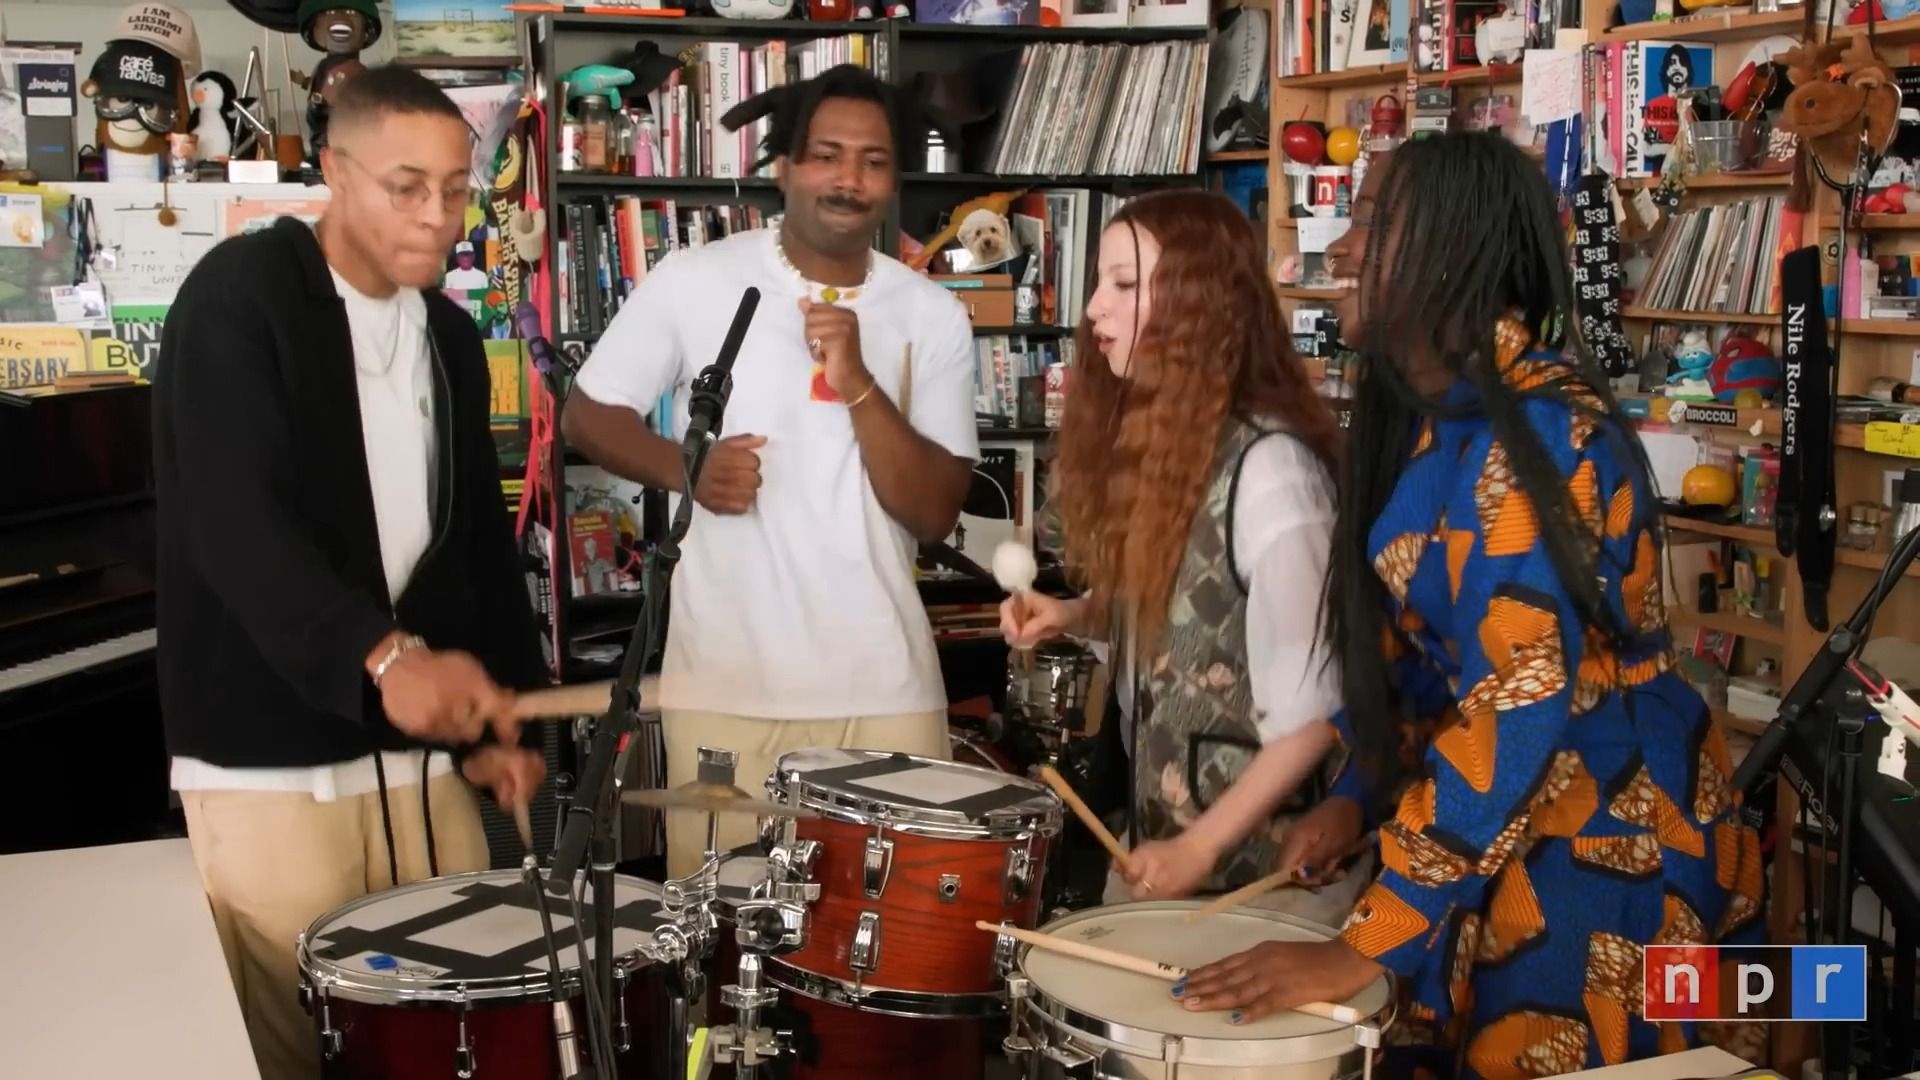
[1230,1011,1245,1025]
[1170,983,1185,998]
[1299,864,1315,877]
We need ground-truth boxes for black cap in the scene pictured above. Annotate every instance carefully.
[88,39,181,108]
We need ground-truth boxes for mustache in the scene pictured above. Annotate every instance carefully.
[819,194,872,213]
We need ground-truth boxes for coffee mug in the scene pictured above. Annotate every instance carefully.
[1310,166,1352,218]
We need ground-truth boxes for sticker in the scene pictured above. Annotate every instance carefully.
[0,194,44,248]
[1863,422,1920,460]
[365,953,399,971]
[49,283,108,327]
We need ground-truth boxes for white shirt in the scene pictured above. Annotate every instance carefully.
[1109,434,1342,746]
[170,268,451,799]
[572,229,981,718]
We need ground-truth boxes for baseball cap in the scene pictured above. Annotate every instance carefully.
[455,241,475,255]
[298,0,384,52]
[88,40,183,108]
[112,2,202,77]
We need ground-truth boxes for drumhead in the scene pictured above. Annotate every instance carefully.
[1018,901,1392,1066]
[770,748,1060,839]
[298,870,667,1005]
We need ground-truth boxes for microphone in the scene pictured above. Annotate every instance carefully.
[682,287,760,452]
[514,302,573,378]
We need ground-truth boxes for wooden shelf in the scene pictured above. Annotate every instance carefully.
[1818,213,1920,230]
[901,172,1198,186]
[1833,319,1920,337]
[1206,149,1270,164]
[1619,392,1780,436]
[1276,63,1403,89]
[556,174,778,191]
[1673,606,1788,645]
[1615,172,1792,190]
[1663,514,1776,548]
[1622,306,1777,324]
[1276,285,1351,298]
[1415,63,1520,85]
[895,19,1208,42]
[1836,545,1920,578]
[1598,9,1804,43]
[974,324,1071,337]
[1830,14,1920,47]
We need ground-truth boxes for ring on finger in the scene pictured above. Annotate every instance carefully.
[809,337,824,353]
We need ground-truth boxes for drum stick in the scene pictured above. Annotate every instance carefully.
[1184,868,1305,921]
[1185,830,1380,921]
[511,676,661,720]
[975,921,1363,1025]
[512,800,534,851]
[1036,765,1133,874]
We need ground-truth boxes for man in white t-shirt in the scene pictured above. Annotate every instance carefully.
[563,66,978,877]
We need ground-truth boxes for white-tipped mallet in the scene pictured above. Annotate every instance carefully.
[993,541,1040,671]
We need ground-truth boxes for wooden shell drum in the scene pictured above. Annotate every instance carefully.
[1006,641,1098,735]
[296,870,670,1080]
[763,747,1062,1016]
[1005,901,1393,1080]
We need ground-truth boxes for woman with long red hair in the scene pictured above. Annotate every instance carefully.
[1001,190,1358,920]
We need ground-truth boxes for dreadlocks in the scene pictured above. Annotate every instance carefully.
[1324,131,1658,808]
[720,63,919,173]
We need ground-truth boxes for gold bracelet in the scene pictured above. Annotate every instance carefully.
[846,379,879,409]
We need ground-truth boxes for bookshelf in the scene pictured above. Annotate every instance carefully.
[524,11,1213,683]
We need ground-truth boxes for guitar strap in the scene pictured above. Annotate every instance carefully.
[1777,245,1835,631]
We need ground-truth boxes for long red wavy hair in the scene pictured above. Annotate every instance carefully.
[1052,190,1339,653]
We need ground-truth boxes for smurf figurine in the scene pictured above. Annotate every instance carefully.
[1664,328,1716,400]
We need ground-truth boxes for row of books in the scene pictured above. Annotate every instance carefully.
[974,333,1071,422]
[1004,187,1132,328]
[984,40,1210,176]
[1275,0,1408,77]
[558,197,771,338]
[1633,194,1787,317]
[638,35,884,182]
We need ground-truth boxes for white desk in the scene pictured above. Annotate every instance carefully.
[0,839,259,1079]
[1548,1047,1762,1079]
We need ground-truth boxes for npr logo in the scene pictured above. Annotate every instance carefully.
[1644,945,1867,1022]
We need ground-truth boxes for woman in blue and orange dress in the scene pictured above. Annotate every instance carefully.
[1177,132,1767,1078]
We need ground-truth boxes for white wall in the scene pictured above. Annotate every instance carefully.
[2,0,397,145]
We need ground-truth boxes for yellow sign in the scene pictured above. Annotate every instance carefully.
[0,326,89,389]
[1864,422,1920,459]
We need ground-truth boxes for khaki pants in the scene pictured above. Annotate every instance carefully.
[663,709,951,880]
[179,772,492,1080]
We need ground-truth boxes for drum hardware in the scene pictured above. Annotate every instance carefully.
[849,911,882,977]
[938,874,962,902]
[708,886,811,1077]
[1004,845,1035,903]
[1005,642,1097,738]
[454,990,477,1079]
[547,289,758,1077]
[863,834,894,897]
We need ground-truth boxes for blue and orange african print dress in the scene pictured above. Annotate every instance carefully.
[1326,350,1767,1080]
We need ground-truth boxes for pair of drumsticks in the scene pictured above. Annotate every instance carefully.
[495,678,650,851]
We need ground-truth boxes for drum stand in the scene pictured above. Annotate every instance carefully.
[709,889,809,1078]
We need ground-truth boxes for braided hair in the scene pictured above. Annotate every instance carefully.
[1323,131,1658,806]
[720,63,920,174]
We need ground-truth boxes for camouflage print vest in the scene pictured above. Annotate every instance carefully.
[1126,420,1343,894]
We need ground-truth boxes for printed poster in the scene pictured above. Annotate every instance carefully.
[0,325,89,389]
[221,197,331,237]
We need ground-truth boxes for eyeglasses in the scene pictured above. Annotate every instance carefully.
[332,148,470,214]
[97,97,179,136]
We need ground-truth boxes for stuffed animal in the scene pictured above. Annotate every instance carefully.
[910,190,1027,271]
[1776,34,1903,194]
[1665,328,1716,398]
[1710,334,1782,402]
[83,39,189,180]
[189,71,237,161]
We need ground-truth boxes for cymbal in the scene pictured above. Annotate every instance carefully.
[620,781,818,819]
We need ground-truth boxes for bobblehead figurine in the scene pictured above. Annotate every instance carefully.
[292,0,381,159]
[84,39,190,181]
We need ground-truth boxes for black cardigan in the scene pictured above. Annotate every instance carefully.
[152,217,547,768]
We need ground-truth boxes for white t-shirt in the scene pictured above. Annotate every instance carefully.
[1109,434,1342,746]
[171,268,450,798]
[572,229,980,719]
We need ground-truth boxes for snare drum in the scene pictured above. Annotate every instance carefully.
[764,748,1062,1015]
[297,870,671,1080]
[1006,642,1097,734]
[1006,901,1393,1080]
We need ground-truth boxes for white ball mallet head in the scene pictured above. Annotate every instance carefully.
[992,540,1038,595]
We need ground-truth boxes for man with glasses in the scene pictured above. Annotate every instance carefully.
[152,65,546,1080]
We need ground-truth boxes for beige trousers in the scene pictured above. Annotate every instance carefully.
[662,709,951,880]
[179,773,492,1080]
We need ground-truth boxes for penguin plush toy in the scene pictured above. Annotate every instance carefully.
[189,71,238,161]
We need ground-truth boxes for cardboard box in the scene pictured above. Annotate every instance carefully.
[930,273,1016,327]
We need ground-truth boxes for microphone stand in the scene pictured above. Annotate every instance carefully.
[546,288,760,1079]
[1729,520,1920,1080]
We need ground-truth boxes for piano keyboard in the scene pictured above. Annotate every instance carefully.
[0,629,157,695]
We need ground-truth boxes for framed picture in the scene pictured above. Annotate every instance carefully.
[394,0,518,62]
